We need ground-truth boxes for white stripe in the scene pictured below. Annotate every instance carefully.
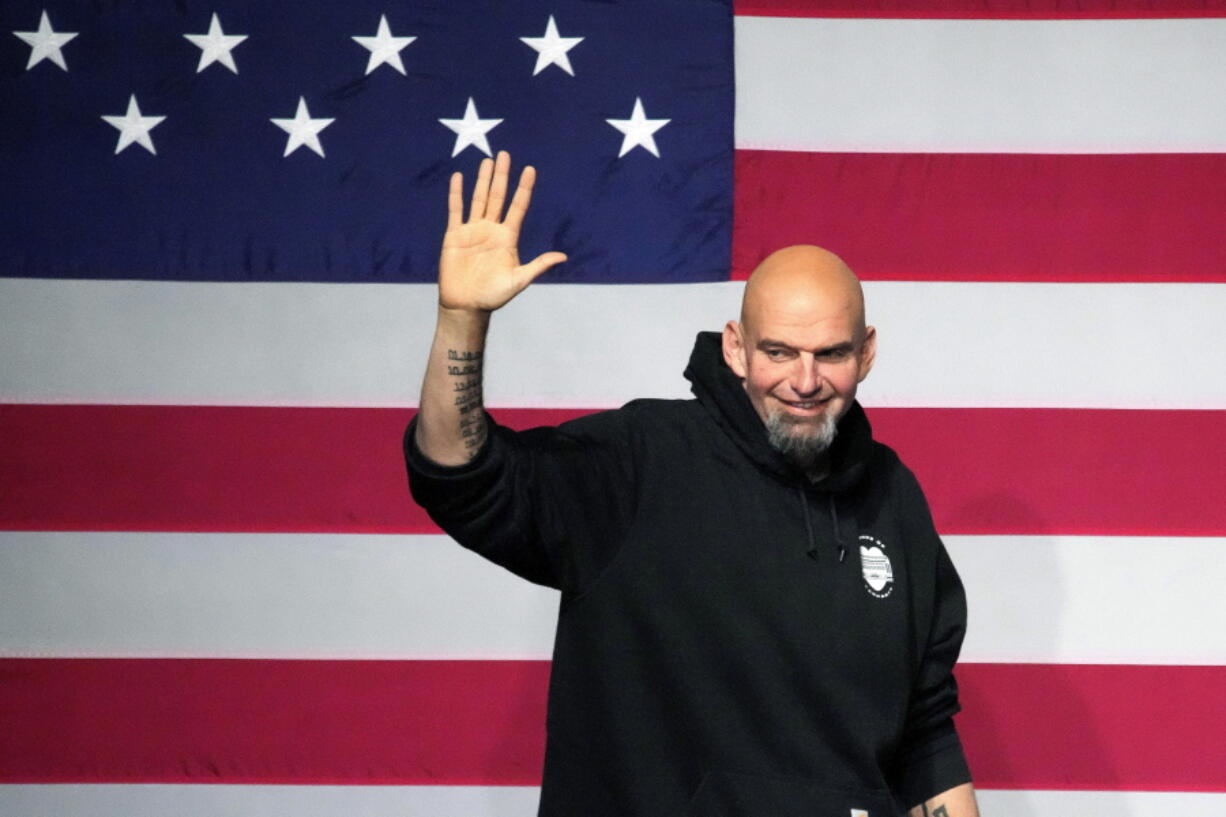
[0,785,1222,817]
[0,784,540,817]
[866,282,1226,409]
[735,17,1226,153]
[4,532,1223,665]
[976,789,1226,817]
[0,532,559,660]
[948,536,1226,665]
[2,279,1223,409]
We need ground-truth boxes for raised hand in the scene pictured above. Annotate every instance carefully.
[439,150,567,313]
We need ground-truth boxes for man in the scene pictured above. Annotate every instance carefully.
[407,152,979,817]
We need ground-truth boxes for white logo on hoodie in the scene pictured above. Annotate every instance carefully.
[859,535,894,599]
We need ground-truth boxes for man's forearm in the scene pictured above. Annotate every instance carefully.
[908,782,979,817]
[415,153,564,464]
[415,306,491,466]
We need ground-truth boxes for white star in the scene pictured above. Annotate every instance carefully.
[352,14,415,76]
[520,16,583,76]
[13,10,78,71]
[184,13,248,74]
[606,97,670,158]
[270,97,335,158]
[439,97,503,158]
[101,95,166,155]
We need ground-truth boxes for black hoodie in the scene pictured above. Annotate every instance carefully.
[406,332,971,816]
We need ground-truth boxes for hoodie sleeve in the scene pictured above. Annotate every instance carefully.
[888,470,973,807]
[404,409,638,595]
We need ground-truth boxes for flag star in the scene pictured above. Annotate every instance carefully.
[270,97,335,158]
[184,13,248,74]
[520,15,583,76]
[352,14,415,76]
[606,97,670,158]
[13,9,78,71]
[101,95,166,155]
[439,97,503,158]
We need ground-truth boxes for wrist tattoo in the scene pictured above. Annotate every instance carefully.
[447,349,485,458]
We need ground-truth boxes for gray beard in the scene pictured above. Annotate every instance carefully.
[764,410,838,473]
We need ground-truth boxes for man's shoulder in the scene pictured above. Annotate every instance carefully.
[621,396,706,420]
[850,429,932,506]
[865,437,905,473]
[856,437,943,540]
[535,398,709,460]
[559,397,703,433]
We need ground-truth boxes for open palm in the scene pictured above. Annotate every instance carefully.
[439,151,566,312]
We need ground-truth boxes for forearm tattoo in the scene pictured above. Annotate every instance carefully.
[448,349,485,458]
[921,805,949,817]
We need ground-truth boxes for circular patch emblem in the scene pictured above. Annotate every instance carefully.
[858,534,894,599]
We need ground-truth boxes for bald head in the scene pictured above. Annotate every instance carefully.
[722,245,876,458]
[741,245,866,339]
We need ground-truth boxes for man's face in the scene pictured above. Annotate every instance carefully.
[723,291,876,452]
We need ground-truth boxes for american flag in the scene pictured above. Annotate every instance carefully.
[3,1,1225,815]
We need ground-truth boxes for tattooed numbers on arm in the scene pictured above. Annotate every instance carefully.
[447,349,486,458]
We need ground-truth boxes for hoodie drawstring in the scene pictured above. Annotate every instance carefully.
[799,488,818,561]
[830,494,847,563]
[799,489,848,563]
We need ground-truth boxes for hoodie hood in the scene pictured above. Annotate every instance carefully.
[683,331,874,494]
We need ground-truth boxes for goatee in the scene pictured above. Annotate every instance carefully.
[764,410,838,472]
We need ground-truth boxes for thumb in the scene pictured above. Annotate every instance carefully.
[516,251,568,287]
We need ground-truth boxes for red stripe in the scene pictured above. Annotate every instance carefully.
[735,0,1226,19]
[2,659,1223,790]
[958,663,1226,791]
[0,404,583,535]
[2,404,1223,536]
[871,407,1226,537]
[733,152,1226,282]
[0,658,548,785]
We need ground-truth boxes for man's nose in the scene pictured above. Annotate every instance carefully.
[790,356,821,397]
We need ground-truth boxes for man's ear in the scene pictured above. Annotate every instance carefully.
[857,325,877,383]
[722,320,749,379]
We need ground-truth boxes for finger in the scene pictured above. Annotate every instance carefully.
[445,171,463,232]
[503,165,537,234]
[485,151,511,223]
[515,251,568,288]
[468,156,493,222]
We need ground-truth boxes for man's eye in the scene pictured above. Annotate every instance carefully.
[765,349,790,360]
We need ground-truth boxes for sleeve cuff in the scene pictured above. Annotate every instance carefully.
[893,721,973,809]
[403,414,495,479]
